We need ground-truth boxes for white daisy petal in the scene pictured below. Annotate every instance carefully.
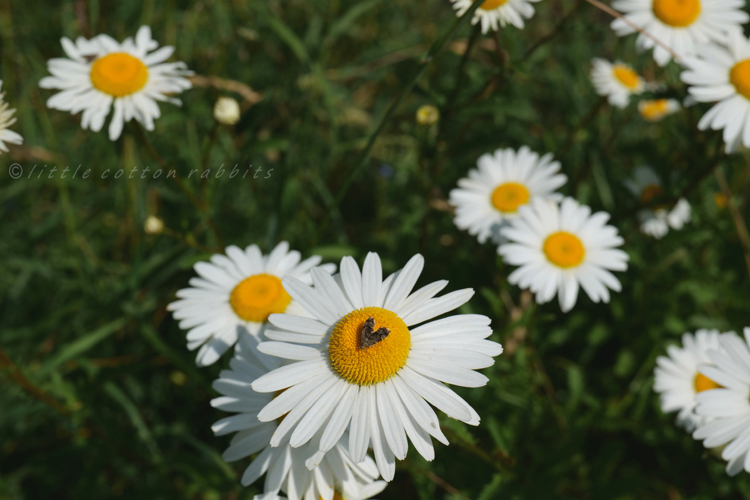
[499,197,627,312]
[212,344,383,498]
[250,252,501,481]
[450,146,566,245]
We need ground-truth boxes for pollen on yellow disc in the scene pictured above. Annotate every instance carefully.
[613,65,640,90]
[491,182,530,213]
[481,0,509,9]
[694,373,722,393]
[652,0,701,27]
[328,307,411,386]
[90,53,149,97]
[730,59,750,100]
[640,184,663,203]
[543,231,586,268]
[640,99,669,121]
[229,274,291,322]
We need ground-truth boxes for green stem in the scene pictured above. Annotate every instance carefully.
[313,0,486,243]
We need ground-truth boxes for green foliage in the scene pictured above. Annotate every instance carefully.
[1,0,750,499]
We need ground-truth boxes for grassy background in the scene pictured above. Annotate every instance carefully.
[2,0,750,498]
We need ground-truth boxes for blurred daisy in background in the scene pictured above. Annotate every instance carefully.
[590,59,645,108]
[625,166,691,239]
[451,0,540,33]
[449,147,567,244]
[638,98,681,121]
[498,197,629,313]
[654,329,724,431]
[250,253,503,480]
[0,81,23,153]
[682,29,750,153]
[40,25,193,141]
[610,0,748,66]
[212,334,386,500]
[693,328,750,476]
[168,242,335,367]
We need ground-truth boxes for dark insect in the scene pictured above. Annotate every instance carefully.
[360,316,390,349]
[82,54,99,63]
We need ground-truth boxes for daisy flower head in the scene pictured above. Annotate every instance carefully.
[450,0,541,34]
[610,0,749,66]
[449,146,567,245]
[167,241,336,367]
[498,197,629,313]
[681,29,750,153]
[0,81,23,153]
[590,59,645,108]
[625,166,691,239]
[212,334,386,500]
[40,26,193,141]
[693,328,750,476]
[249,253,503,480]
[654,329,723,431]
[638,98,681,121]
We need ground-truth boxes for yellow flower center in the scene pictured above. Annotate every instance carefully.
[543,231,586,268]
[714,192,728,209]
[90,53,149,97]
[229,274,291,322]
[640,184,663,203]
[319,494,344,500]
[694,373,721,393]
[613,65,640,90]
[640,99,670,121]
[652,0,701,27]
[328,307,411,386]
[730,59,750,100]
[491,182,530,213]
[416,105,440,126]
[481,0,509,9]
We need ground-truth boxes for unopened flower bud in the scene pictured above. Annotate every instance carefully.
[214,97,241,125]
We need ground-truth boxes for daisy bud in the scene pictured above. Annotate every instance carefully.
[144,215,164,235]
[213,97,241,125]
[416,104,439,126]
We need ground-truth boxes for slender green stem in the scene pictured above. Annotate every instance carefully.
[443,23,482,120]
[131,123,224,247]
[519,0,585,64]
[313,0,485,243]
[200,122,219,200]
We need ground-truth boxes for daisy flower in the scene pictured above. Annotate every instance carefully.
[624,166,691,239]
[610,0,748,66]
[681,29,750,153]
[167,242,335,367]
[249,253,503,480]
[654,329,724,431]
[0,81,23,153]
[40,25,193,141]
[498,197,629,313]
[638,98,681,121]
[450,0,540,34]
[212,334,386,500]
[590,59,645,108]
[693,328,750,476]
[449,146,567,245]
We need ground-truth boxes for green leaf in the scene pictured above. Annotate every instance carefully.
[104,381,162,463]
[324,0,381,45]
[265,15,309,63]
[38,318,127,376]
